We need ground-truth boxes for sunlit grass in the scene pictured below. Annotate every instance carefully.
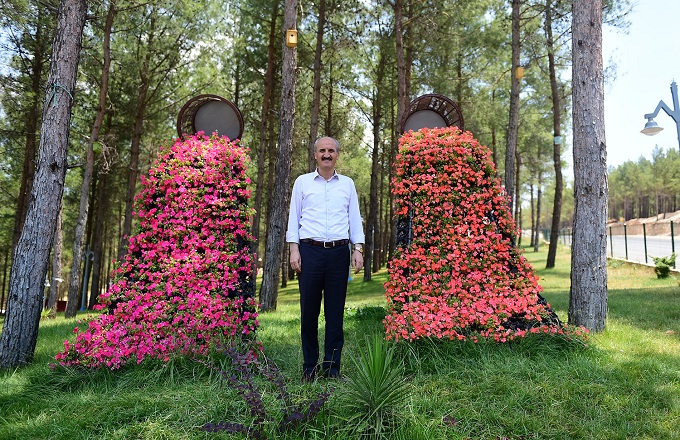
[1,244,679,439]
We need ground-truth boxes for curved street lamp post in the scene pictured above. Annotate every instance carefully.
[640,80,680,149]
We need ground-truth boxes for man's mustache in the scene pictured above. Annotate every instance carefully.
[322,157,332,161]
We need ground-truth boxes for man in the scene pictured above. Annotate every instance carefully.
[286,136,365,380]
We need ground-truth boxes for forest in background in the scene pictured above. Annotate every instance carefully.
[0,0,632,314]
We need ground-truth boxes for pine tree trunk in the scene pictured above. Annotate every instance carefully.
[11,8,51,253]
[387,98,398,261]
[0,0,87,368]
[374,164,385,272]
[505,0,521,211]
[259,0,298,312]
[514,150,521,244]
[534,171,542,252]
[569,0,608,332]
[545,3,564,269]
[393,0,407,126]
[281,245,288,288]
[308,0,326,171]
[65,2,114,317]
[252,2,279,255]
[118,17,154,261]
[529,183,535,248]
[0,247,9,314]
[364,50,386,282]
[89,171,108,309]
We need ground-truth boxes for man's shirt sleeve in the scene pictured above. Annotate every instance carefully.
[286,176,301,243]
[348,179,365,244]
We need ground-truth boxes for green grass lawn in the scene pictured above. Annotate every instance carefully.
[1,245,678,439]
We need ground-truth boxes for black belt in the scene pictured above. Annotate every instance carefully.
[300,238,349,248]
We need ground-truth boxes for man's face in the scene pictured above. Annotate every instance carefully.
[314,137,339,171]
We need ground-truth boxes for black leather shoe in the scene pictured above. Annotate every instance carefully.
[322,369,341,379]
[302,369,317,382]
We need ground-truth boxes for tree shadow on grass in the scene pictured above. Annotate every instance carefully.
[607,286,680,335]
[410,340,679,439]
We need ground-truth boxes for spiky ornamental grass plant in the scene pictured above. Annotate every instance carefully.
[385,127,586,343]
[338,333,409,439]
[55,134,259,369]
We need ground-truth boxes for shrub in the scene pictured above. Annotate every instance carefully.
[385,127,584,343]
[55,134,258,369]
[652,253,676,279]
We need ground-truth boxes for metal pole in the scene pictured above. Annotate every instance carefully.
[609,226,613,257]
[672,221,676,268]
[642,81,680,150]
[643,223,648,264]
[624,224,628,260]
[672,81,680,149]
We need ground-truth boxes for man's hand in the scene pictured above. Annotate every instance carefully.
[290,243,302,273]
[352,249,364,274]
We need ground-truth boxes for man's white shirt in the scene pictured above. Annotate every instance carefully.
[286,170,365,245]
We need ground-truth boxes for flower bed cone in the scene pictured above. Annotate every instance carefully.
[56,134,258,369]
[385,127,582,342]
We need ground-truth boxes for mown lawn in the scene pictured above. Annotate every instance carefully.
[1,245,678,439]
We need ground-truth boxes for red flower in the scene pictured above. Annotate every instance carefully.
[384,127,582,342]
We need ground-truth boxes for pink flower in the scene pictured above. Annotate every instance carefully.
[55,134,259,369]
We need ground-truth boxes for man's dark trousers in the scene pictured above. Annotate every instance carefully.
[299,242,350,376]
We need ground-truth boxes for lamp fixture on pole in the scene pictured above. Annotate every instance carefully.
[640,80,680,149]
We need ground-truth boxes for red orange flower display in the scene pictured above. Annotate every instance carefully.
[384,127,584,342]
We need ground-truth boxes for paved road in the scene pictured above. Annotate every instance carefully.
[561,234,677,264]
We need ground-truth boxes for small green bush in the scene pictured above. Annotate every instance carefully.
[652,253,675,279]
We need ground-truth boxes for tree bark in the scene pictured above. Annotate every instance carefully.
[504,0,521,212]
[393,0,408,127]
[308,0,326,171]
[529,183,535,247]
[11,7,50,254]
[0,247,9,314]
[65,1,115,317]
[514,149,521,232]
[569,0,608,332]
[545,0,563,269]
[259,0,298,312]
[252,2,279,255]
[89,170,108,309]
[365,49,386,282]
[117,15,155,261]
[534,169,542,252]
[0,0,88,369]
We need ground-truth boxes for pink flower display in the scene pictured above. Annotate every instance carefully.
[55,134,259,369]
[384,127,585,342]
